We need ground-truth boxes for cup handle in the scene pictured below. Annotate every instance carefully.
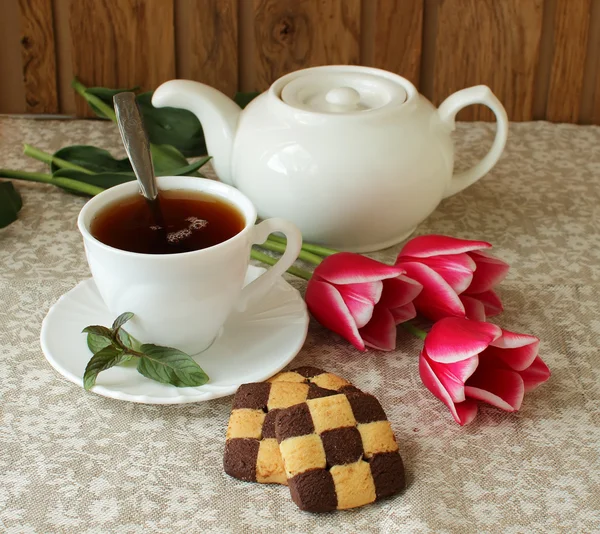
[438,85,509,199]
[237,218,303,311]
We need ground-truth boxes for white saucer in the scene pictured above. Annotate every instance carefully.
[40,266,309,404]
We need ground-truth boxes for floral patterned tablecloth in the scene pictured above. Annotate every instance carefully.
[1,117,599,533]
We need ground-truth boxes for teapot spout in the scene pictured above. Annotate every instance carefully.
[152,80,241,185]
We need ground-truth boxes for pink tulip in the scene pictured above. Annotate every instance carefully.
[305,253,423,351]
[396,235,510,321]
[419,317,550,425]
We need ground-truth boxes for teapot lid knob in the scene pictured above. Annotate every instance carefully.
[325,87,361,109]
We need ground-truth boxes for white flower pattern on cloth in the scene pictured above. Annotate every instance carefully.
[1,117,600,532]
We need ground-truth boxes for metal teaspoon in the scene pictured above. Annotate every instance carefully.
[113,92,161,209]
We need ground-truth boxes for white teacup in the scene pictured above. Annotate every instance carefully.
[77,176,302,354]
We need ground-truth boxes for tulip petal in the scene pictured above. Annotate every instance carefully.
[460,295,487,321]
[427,354,479,402]
[305,280,365,351]
[399,262,466,321]
[398,235,491,259]
[411,254,476,294]
[454,401,479,426]
[314,252,405,284]
[425,317,501,363]
[466,250,510,294]
[378,275,423,308]
[465,368,525,411]
[336,281,382,328]
[519,356,551,392]
[419,353,479,425]
[487,329,540,371]
[390,302,417,324]
[470,289,504,317]
[360,306,396,351]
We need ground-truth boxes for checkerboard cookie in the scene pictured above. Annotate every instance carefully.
[224,368,354,485]
[275,390,405,512]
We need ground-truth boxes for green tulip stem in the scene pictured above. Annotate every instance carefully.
[0,169,104,196]
[267,235,338,257]
[71,78,117,122]
[260,239,323,265]
[23,144,95,175]
[401,322,428,341]
[250,249,312,281]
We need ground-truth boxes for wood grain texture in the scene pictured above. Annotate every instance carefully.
[175,0,238,95]
[433,0,543,121]
[0,0,26,113]
[546,0,591,123]
[70,0,175,117]
[18,0,58,113]
[53,0,76,115]
[252,0,360,91]
[372,0,423,86]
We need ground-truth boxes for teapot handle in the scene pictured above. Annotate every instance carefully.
[438,86,508,199]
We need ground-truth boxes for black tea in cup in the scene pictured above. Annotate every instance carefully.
[90,190,245,254]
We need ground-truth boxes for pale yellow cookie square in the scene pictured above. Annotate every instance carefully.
[267,382,309,410]
[330,460,377,509]
[256,438,287,485]
[279,434,326,477]
[358,421,399,458]
[268,371,306,384]
[307,394,356,434]
[310,373,350,391]
[226,409,265,440]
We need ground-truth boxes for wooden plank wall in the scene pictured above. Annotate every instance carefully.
[1,0,599,123]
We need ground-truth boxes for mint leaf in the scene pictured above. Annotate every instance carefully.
[83,345,128,391]
[87,333,112,354]
[86,333,133,365]
[83,325,114,354]
[112,312,134,331]
[86,328,139,356]
[118,329,141,352]
[137,344,209,387]
[82,325,113,338]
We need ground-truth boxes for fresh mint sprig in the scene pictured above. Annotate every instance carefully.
[82,312,209,391]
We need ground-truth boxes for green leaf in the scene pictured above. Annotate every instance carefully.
[87,329,138,367]
[52,156,209,192]
[137,344,209,387]
[83,345,128,391]
[118,329,142,352]
[82,325,113,338]
[87,333,112,354]
[234,92,260,109]
[53,169,135,191]
[155,155,210,178]
[74,81,206,156]
[112,312,134,331]
[150,143,190,175]
[49,145,209,188]
[85,86,139,119]
[51,146,132,175]
[136,92,207,157]
[0,181,23,229]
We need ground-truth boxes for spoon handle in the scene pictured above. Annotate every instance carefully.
[113,92,158,201]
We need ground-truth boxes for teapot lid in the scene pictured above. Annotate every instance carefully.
[278,67,409,114]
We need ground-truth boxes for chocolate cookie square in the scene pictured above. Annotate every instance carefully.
[275,390,405,511]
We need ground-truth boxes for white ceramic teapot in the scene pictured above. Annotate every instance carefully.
[153,66,508,252]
